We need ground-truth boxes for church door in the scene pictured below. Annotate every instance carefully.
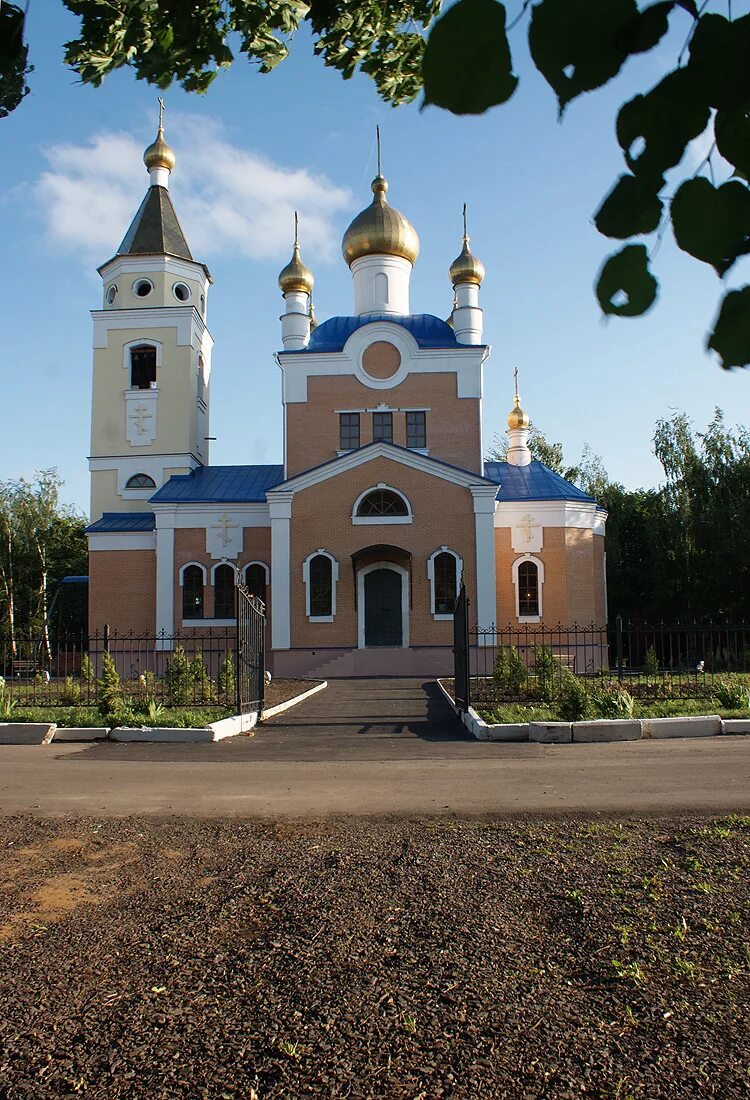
[364,568,403,647]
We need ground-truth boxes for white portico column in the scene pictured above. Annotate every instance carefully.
[269,491,294,650]
[470,485,498,635]
[154,508,175,649]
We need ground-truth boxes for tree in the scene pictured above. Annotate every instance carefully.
[3,1,748,367]
[487,425,613,499]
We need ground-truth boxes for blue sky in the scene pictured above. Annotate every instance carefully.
[3,2,748,513]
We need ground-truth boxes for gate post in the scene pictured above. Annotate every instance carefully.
[616,614,624,684]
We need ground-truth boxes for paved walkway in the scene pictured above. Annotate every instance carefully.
[0,679,749,818]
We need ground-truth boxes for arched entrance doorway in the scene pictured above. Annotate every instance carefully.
[353,547,410,650]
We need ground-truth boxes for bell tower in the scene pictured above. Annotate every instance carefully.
[88,103,214,521]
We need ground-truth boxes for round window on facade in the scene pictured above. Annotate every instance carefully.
[133,279,153,298]
[173,282,190,303]
[105,284,117,305]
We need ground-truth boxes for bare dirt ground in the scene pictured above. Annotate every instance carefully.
[263,678,322,711]
[0,814,748,1099]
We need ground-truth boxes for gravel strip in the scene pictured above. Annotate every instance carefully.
[0,815,748,1099]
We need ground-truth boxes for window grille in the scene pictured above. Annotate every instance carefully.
[130,345,157,389]
[434,552,457,614]
[356,489,408,517]
[339,413,360,451]
[244,564,267,608]
[518,560,540,616]
[182,565,204,620]
[213,564,236,619]
[309,555,333,617]
[125,473,156,489]
[406,411,427,449]
[372,411,393,443]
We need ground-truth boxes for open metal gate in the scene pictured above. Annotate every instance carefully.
[453,583,470,712]
[236,583,265,715]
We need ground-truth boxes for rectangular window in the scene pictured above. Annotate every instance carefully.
[406,411,427,449]
[339,412,360,451]
[373,412,393,443]
[130,346,157,390]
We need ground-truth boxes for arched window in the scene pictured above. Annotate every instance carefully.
[182,565,204,620]
[428,547,462,619]
[518,560,540,617]
[374,271,389,307]
[244,563,268,608]
[356,489,408,518]
[130,344,157,389]
[125,473,156,489]
[310,555,332,617]
[213,564,236,619]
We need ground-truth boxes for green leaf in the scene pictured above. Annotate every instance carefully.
[422,0,517,114]
[0,3,32,117]
[688,13,750,113]
[528,0,636,114]
[614,2,674,56]
[617,68,710,177]
[596,244,658,317]
[715,107,750,181]
[671,178,750,276]
[707,286,750,369]
[594,174,664,239]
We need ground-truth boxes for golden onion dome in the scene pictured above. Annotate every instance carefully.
[507,394,530,431]
[449,235,485,286]
[144,126,176,173]
[342,175,419,266]
[278,242,314,295]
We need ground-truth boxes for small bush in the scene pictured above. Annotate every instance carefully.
[97,652,122,716]
[558,672,592,722]
[164,646,193,706]
[59,676,82,705]
[218,652,236,702]
[591,684,635,719]
[191,653,214,703]
[714,677,750,710]
[645,646,659,676]
[80,653,95,686]
[533,645,558,702]
[493,646,526,696]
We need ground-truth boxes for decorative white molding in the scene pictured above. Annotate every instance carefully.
[303,549,339,622]
[495,499,606,535]
[269,491,293,649]
[512,554,545,623]
[179,561,208,584]
[91,307,214,358]
[181,618,236,628]
[87,531,155,552]
[155,516,175,645]
[427,546,463,621]
[511,511,543,554]
[210,560,239,583]
[351,484,413,526]
[98,254,211,290]
[150,502,270,529]
[357,561,409,649]
[122,338,163,371]
[125,388,158,447]
[243,560,270,583]
[471,485,498,632]
[205,512,243,560]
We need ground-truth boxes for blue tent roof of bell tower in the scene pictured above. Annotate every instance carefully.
[284,313,464,354]
[484,460,598,504]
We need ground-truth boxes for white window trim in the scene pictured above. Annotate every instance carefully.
[179,561,207,584]
[243,560,270,584]
[303,549,339,622]
[124,473,157,492]
[181,618,236,628]
[512,554,544,623]
[357,561,409,649]
[210,561,239,584]
[132,277,154,299]
[427,546,463,621]
[352,483,413,526]
[172,281,191,303]
[122,338,163,371]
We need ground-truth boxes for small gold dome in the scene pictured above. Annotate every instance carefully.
[342,175,419,266]
[507,394,530,431]
[449,236,485,286]
[278,243,314,295]
[144,127,176,173]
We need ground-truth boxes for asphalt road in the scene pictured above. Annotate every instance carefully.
[1,678,749,818]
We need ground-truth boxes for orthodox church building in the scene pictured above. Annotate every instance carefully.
[86,119,607,677]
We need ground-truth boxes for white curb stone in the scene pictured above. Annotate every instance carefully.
[721,718,750,735]
[262,680,327,719]
[529,722,572,744]
[484,722,529,742]
[0,723,56,745]
[573,719,642,743]
[52,727,110,742]
[642,715,721,739]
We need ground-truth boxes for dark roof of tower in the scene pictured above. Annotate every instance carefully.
[484,460,598,504]
[117,186,193,260]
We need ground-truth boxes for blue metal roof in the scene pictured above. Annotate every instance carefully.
[290,313,462,354]
[85,512,156,533]
[484,460,596,504]
[151,464,285,504]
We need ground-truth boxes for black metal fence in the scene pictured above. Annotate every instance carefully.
[460,618,750,706]
[236,585,265,715]
[1,626,243,710]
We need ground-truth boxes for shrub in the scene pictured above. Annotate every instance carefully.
[97,652,123,716]
[645,646,659,676]
[533,645,558,703]
[191,653,215,703]
[80,653,95,687]
[558,672,592,722]
[492,646,526,696]
[164,646,193,706]
[591,684,635,719]
[59,676,82,705]
[137,670,156,701]
[714,677,750,710]
[218,652,236,703]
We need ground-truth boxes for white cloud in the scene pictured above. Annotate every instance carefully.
[36,114,353,264]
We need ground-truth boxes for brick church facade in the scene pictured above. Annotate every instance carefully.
[86,119,607,677]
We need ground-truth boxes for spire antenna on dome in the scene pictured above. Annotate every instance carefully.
[144,98,175,184]
[463,202,468,242]
[158,96,165,133]
[294,209,299,249]
[514,365,520,404]
[376,125,382,177]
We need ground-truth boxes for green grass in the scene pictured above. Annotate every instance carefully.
[477,698,750,724]
[4,706,235,728]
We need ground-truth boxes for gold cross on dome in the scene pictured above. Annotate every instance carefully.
[212,513,238,547]
[517,513,540,543]
[158,97,165,131]
[131,405,153,435]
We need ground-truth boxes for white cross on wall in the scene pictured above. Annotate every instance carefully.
[131,405,153,435]
[517,513,540,543]
[211,513,238,547]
